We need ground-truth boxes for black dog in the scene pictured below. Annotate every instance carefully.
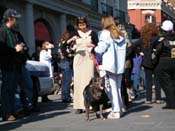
[83,77,108,121]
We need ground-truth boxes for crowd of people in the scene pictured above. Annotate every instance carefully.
[0,8,175,122]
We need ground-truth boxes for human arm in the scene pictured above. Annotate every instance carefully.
[39,49,52,62]
[67,35,79,44]
[93,30,111,54]
[91,31,99,46]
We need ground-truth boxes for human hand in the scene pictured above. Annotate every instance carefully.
[67,35,79,44]
[87,47,93,53]
[87,43,95,53]
[140,52,144,56]
[72,35,79,41]
[46,42,54,49]
[15,43,24,52]
[87,43,95,48]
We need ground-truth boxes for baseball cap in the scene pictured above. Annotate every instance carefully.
[161,20,174,32]
[3,8,21,19]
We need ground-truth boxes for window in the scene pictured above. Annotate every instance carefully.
[145,15,156,23]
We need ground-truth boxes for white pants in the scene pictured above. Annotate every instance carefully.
[105,72,123,112]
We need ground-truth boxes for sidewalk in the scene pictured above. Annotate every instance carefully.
[0,90,175,131]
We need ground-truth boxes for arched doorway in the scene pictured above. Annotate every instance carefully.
[34,19,52,49]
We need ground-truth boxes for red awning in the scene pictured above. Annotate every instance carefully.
[35,21,51,42]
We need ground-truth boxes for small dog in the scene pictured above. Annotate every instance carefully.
[52,73,62,95]
[83,77,108,121]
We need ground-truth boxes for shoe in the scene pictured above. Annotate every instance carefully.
[155,100,164,104]
[62,99,72,103]
[42,96,52,102]
[145,101,153,104]
[3,115,16,121]
[75,109,83,114]
[107,112,120,119]
[7,115,16,121]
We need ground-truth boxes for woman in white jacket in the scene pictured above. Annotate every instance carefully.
[92,16,126,119]
[40,41,54,78]
[39,41,54,102]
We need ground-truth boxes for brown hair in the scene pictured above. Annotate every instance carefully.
[101,16,120,39]
[76,16,88,26]
[60,31,70,42]
[41,41,49,50]
[140,23,159,48]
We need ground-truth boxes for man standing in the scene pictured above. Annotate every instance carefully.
[0,8,24,121]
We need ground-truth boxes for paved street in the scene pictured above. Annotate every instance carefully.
[0,90,175,131]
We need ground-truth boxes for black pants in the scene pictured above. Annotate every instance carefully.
[156,58,175,108]
[144,68,161,101]
[121,68,132,108]
[0,68,18,118]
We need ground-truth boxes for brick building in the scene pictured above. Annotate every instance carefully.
[128,0,175,30]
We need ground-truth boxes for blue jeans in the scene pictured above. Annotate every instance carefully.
[139,68,146,89]
[131,73,139,91]
[59,61,72,101]
[18,65,33,111]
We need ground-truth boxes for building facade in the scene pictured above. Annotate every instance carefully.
[128,0,175,30]
[0,0,128,54]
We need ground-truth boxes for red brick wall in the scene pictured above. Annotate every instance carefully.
[128,9,162,30]
[128,9,142,30]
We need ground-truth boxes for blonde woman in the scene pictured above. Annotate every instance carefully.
[92,16,126,119]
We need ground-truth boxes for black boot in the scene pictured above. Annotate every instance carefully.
[42,96,52,102]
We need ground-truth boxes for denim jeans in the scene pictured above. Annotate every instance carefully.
[18,65,33,111]
[131,73,139,91]
[59,61,73,101]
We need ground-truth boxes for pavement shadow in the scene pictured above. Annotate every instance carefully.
[0,111,70,131]
[0,97,72,131]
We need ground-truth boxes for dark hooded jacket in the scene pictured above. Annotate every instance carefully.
[155,33,175,59]
[0,24,23,70]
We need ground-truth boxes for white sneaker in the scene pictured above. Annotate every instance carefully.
[107,112,120,119]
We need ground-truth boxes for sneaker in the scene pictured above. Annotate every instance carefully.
[75,109,83,114]
[145,101,153,104]
[107,112,120,119]
[155,100,164,104]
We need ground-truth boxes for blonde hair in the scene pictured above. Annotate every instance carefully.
[101,16,120,39]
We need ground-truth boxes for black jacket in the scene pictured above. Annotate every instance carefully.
[155,33,175,59]
[0,24,23,70]
[138,37,159,69]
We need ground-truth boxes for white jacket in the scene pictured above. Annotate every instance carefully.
[95,29,126,74]
[39,49,53,77]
